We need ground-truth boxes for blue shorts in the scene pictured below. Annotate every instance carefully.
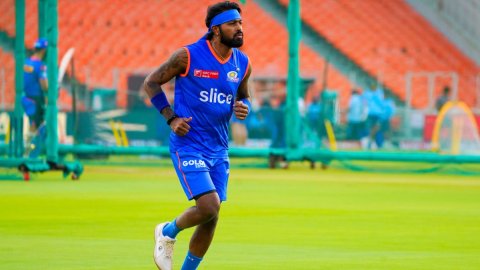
[171,151,230,201]
[367,115,381,130]
[21,96,45,126]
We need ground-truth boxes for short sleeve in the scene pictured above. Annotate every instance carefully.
[38,64,48,80]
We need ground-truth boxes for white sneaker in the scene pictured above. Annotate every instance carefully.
[154,222,176,270]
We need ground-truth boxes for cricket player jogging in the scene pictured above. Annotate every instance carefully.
[143,2,251,269]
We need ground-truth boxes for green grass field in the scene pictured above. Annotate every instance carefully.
[1,163,480,269]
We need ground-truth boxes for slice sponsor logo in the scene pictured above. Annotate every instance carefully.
[199,88,233,104]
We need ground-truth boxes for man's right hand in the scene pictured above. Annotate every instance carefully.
[170,117,192,136]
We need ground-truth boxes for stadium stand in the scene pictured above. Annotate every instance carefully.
[0,0,38,46]
[0,47,15,109]
[0,0,41,109]
[408,0,480,66]
[1,0,478,110]
[278,0,479,108]
[0,0,15,36]
[1,0,353,108]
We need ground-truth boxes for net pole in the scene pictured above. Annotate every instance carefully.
[14,0,26,158]
[71,57,78,143]
[38,0,47,38]
[45,0,59,163]
[286,0,301,151]
[404,72,413,139]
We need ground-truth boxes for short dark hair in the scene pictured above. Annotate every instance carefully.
[443,86,451,94]
[205,1,242,40]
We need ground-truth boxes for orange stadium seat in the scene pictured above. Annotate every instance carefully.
[279,0,479,108]
[0,0,15,36]
[2,0,478,110]
[0,48,15,109]
[2,0,355,109]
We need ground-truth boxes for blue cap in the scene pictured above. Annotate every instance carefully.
[34,38,48,49]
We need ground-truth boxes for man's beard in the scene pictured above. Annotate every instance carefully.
[220,28,243,48]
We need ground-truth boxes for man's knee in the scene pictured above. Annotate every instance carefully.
[196,193,220,221]
[198,201,220,220]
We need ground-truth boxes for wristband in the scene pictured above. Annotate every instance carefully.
[241,98,251,113]
[167,114,178,125]
[150,92,170,113]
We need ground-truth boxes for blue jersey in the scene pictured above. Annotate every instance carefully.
[363,88,384,117]
[170,37,249,157]
[347,94,367,123]
[23,57,47,98]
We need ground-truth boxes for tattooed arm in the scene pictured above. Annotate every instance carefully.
[143,48,192,136]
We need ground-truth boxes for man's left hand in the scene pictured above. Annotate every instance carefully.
[233,101,249,120]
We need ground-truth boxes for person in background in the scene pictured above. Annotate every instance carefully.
[269,92,288,169]
[346,88,367,142]
[306,95,323,138]
[377,91,396,149]
[22,38,48,156]
[230,113,248,146]
[22,38,48,138]
[435,86,450,112]
[363,82,384,149]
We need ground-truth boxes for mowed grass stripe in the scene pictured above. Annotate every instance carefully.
[0,164,479,269]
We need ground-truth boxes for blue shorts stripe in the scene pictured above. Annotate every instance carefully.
[175,151,193,198]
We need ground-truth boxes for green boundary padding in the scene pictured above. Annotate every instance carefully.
[336,160,480,175]
[0,169,23,180]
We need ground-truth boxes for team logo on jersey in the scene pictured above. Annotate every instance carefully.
[226,71,239,83]
[24,65,34,73]
[194,69,219,79]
